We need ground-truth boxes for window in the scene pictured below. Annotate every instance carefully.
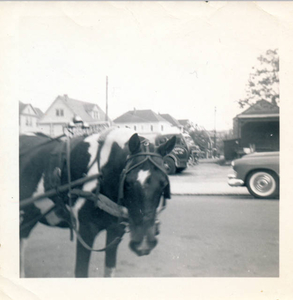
[93,111,99,119]
[134,125,137,131]
[56,109,64,117]
[161,125,164,131]
[25,117,32,126]
[151,125,153,131]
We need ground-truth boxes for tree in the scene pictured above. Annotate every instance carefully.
[238,49,279,108]
[189,127,212,152]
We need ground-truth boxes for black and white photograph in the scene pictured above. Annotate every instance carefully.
[1,1,293,299]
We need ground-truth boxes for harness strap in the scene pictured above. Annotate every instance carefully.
[70,189,128,219]
[118,152,170,204]
[70,222,124,252]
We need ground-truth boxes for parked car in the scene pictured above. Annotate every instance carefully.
[182,133,200,165]
[155,133,190,175]
[228,151,279,199]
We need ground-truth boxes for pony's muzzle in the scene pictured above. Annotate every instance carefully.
[129,236,158,256]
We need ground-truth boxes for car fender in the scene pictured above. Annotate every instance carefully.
[165,153,179,167]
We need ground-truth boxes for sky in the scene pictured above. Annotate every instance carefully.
[15,1,280,131]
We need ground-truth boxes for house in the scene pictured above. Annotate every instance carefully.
[19,101,43,134]
[178,119,197,132]
[159,114,184,132]
[38,95,110,137]
[113,109,180,135]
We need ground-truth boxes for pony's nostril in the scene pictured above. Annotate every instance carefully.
[140,249,150,256]
[129,236,158,256]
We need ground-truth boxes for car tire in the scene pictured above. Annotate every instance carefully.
[163,157,176,175]
[176,167,186,173]
[246,170,279,199]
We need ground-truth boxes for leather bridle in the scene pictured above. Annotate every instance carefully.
[117,139,171,208]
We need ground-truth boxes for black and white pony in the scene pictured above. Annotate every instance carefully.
[20,128,176,277]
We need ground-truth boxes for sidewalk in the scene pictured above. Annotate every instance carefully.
[169,160,250,196]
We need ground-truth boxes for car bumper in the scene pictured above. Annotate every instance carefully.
[228,174,245,187]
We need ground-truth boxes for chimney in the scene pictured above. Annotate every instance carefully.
[64,94,68,101]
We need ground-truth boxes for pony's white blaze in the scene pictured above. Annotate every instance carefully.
[137,170,151,186]
[100,128,135,169]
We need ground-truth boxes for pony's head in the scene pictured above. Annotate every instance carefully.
[120,133,176,256]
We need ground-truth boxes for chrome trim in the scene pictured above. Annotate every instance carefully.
[228,177,245,187]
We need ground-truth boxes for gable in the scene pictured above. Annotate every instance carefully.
[21,104,37,116]
[241,100,279,115]
[39,97,74,123]
[160,114,182,127]
[39,95,109,124]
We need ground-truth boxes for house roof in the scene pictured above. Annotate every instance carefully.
[19,101,26,114]
[34,107,44,117]
[57,95,108,123]
[19,101,43,117]
[239,99,279,116]
[159,114,182,127]
[178,119,190,126]
[113,109,168,123]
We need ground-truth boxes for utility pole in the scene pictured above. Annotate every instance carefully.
[106,76,108,122]
[214,106,217,149]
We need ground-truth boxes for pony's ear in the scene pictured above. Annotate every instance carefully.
[157,136,176,157]
[128,133,141,154]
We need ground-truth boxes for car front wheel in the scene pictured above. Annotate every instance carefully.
[247,170,279,199]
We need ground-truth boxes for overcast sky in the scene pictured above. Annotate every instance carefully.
[16,2,280,131]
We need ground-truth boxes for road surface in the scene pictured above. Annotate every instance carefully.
[23,195,279,278]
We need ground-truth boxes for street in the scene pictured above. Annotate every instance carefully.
[24,194,279,278]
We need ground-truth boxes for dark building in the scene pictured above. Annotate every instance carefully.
[224,100,279,160]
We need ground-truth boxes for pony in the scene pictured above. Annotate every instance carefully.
[19,128,176,277]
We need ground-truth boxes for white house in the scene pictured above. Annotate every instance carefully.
[113,109,181,135]
[19,101,43,134]
[38,95,110,137]
[159,113,184,132]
